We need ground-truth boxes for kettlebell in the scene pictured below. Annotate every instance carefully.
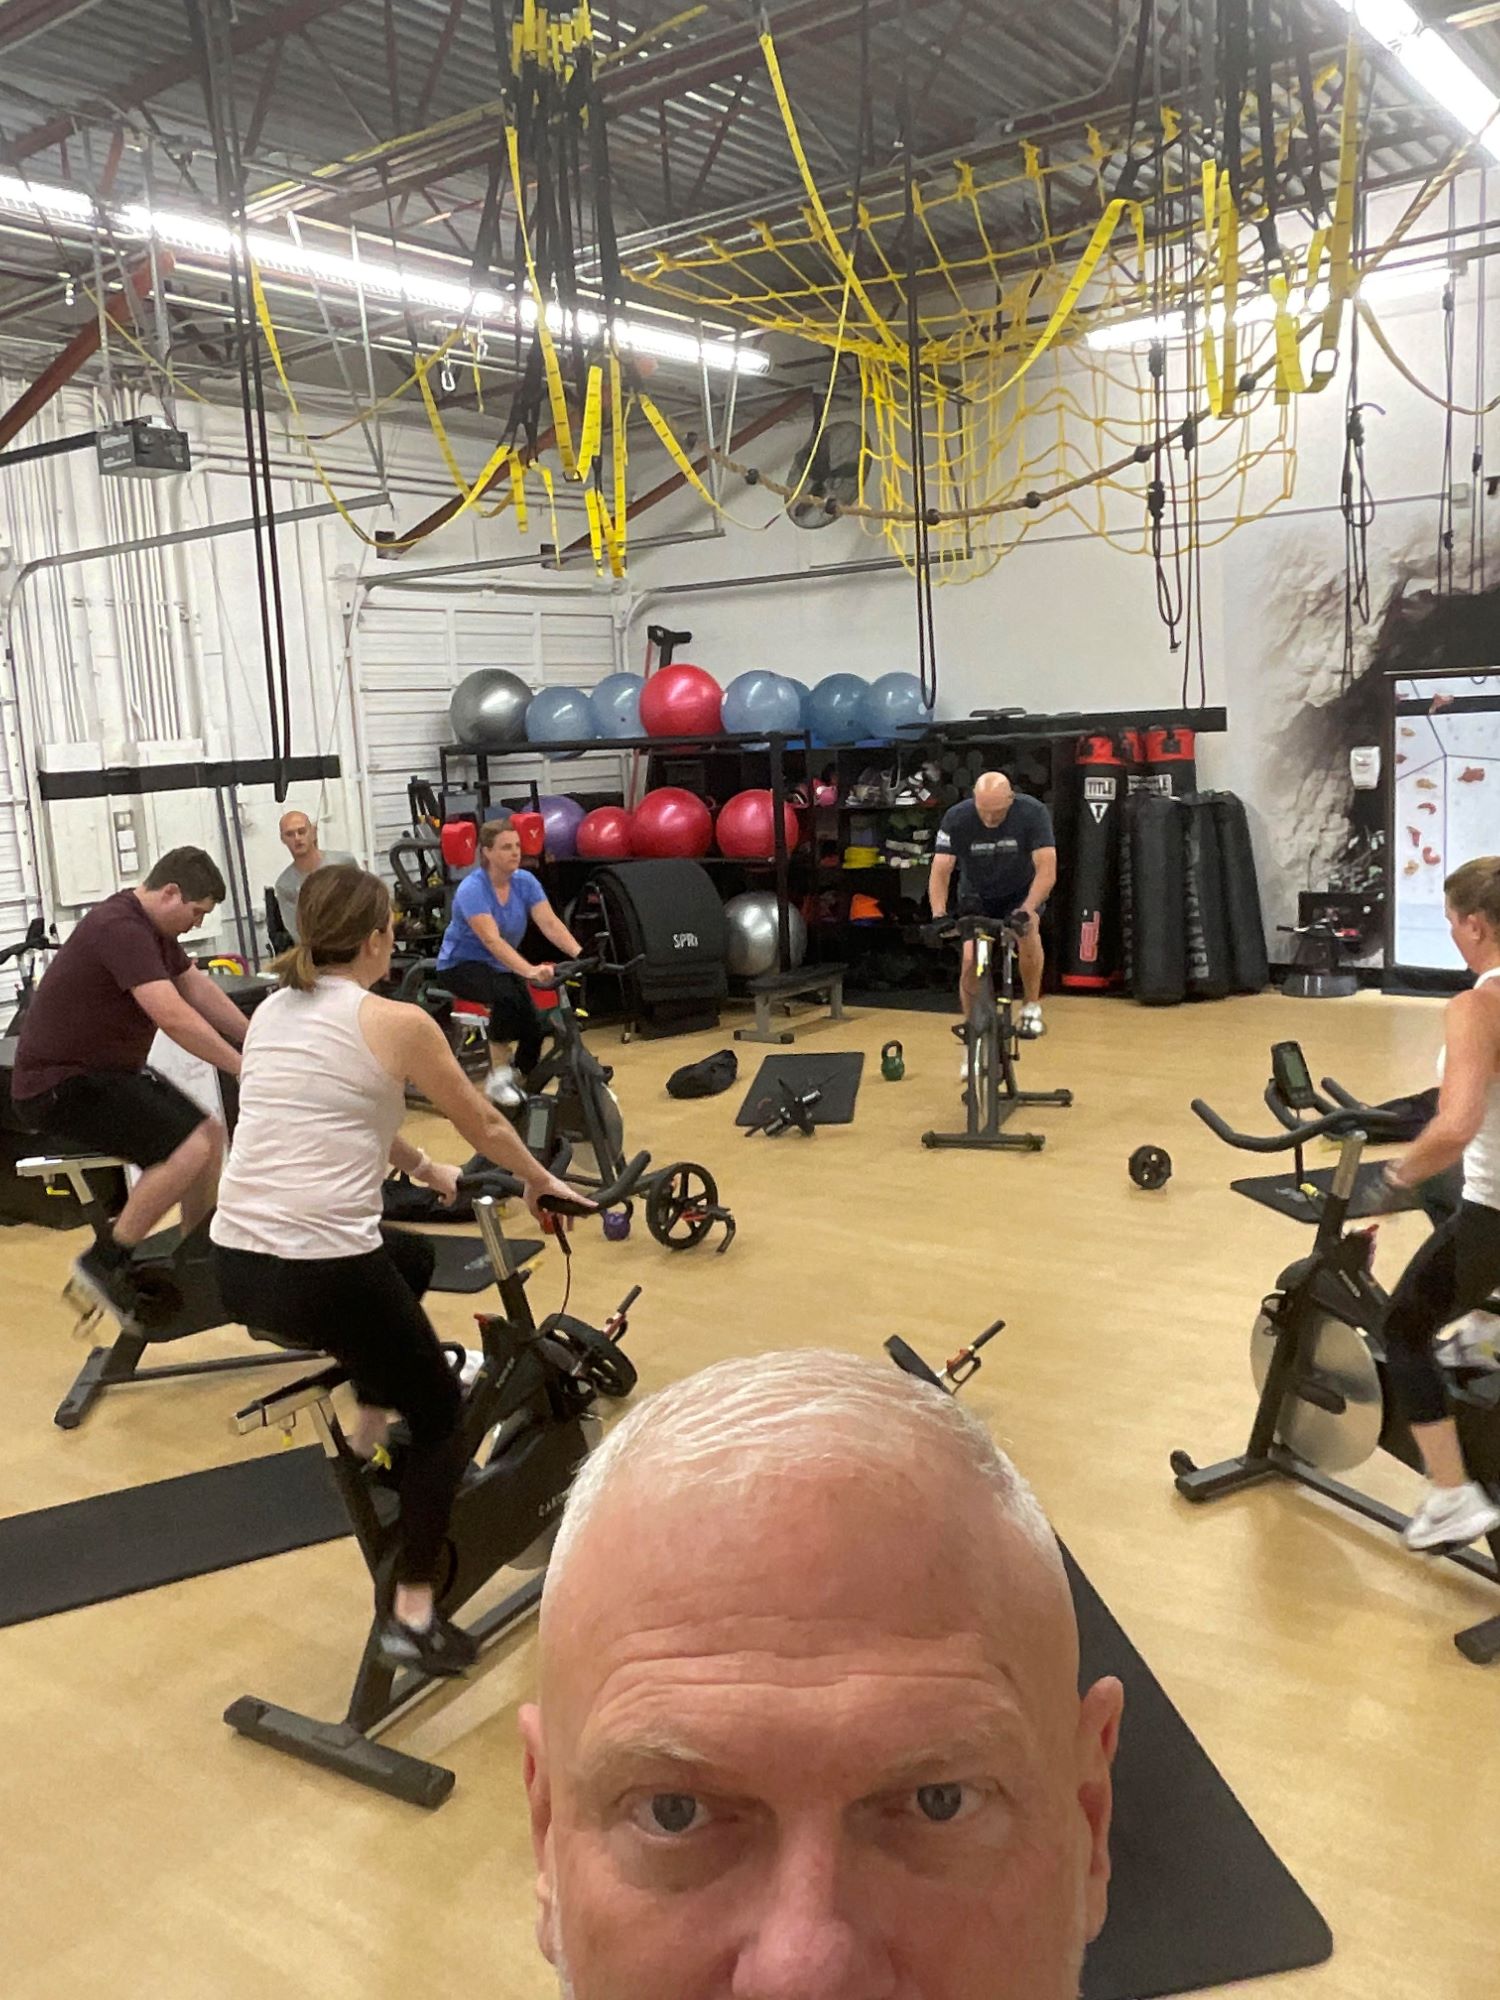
[881,1039,906,1083]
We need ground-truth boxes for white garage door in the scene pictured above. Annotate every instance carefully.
[354,597,627,864]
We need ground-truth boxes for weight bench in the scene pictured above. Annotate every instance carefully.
[734,964,849,1046]
[17,1147,310,1430]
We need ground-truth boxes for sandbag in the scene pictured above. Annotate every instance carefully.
[1128,794,1187,1006]
[1209,794,1269,993]
[1062,733,1125,990]
[1183,795,1232,999]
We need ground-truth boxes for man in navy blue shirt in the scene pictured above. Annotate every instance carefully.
[928,772,1057,1038]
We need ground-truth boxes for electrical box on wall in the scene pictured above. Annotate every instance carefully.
[45,799,116,904]
[96,418,191,479]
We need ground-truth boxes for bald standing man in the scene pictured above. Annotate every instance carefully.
[928,773,1057,1038]
[520,1350,1123,2000]
[274,811,356,942]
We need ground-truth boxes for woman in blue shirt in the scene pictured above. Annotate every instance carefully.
[436,817,582,1103]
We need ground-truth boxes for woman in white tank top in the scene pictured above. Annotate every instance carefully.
[1379,857,1500,1553]
[212,864,576,1678]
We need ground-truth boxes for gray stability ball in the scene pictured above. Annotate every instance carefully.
[723,890,808,978]
[450,668,534,747]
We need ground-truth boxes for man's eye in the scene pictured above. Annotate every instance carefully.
[633,1792,703,1835]
[914,1782,971,1823]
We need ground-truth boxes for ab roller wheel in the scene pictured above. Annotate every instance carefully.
[644,1162,736,1253]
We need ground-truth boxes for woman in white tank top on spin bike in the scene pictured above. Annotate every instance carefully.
[1379,856,1500,1552]
[212,865,577,1676]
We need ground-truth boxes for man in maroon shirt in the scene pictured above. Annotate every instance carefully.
[13,847,248,1317]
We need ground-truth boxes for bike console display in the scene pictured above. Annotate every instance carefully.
[1270,1041,1318,1113]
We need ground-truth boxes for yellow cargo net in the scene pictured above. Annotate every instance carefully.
[615,29,1367,577]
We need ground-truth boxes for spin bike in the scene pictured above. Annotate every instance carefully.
[15,1067,305,1430]
[515,956,736,1253]
[225,1153,650,1808]
[921,914,1072,1152]
[0,917,58,1033]
[1171,1040,1500,1665]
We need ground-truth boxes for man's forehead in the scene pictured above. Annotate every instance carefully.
[544,1471,1070,1726]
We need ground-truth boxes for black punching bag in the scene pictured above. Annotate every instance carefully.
[1183,795,1232,999]
[1142,725,1198,796]
[1062,733,1125,990]
[1211,793,1270,992]
[1129,794,1188,1005]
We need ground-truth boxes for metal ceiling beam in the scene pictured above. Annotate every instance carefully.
[3,0,361,165]
[0,0,104,53]
[602,0,940,120]
[0,249,170,449]
[251,0,946,227]
[559,387,807,555]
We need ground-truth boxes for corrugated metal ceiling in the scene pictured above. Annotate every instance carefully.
[0,0,1492,398]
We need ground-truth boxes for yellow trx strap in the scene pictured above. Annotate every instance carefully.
[760,30,903,355]
[638,392,719,510]
[1200,162,1222,416]
[252,265,511,548]
[1312,30,1362,390]
[510,456,530,532]
[536,462,563,563]
[506,125,578,473]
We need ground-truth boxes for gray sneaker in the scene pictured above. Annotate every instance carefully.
[1403,1481,1500,1552]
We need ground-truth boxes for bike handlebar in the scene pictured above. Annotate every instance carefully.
[528,952,645,991]
[1190,1097,1410,1152]
[0,921,57,966]
[457,1149,650,1213]
[922,914,1020,947]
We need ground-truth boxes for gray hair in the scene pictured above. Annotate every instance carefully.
[546,1347,1057,1595]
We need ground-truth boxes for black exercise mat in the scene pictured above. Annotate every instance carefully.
[422,1231,544,1293]
[1231,1158,1423,1222]
[0,1449,350,1627]
[1068,1545,1331,1996]
[734,1051,865,1127]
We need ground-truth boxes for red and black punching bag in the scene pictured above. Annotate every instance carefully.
[1140,725,1197,796]
[1062,733,1126,990]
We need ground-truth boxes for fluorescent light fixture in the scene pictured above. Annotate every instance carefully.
[1085,262,1451,350]
[0,183,769,376]
[1331,0,1500,164]
[0,172,95,225]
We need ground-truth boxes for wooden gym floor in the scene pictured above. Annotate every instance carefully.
[3,988,1499,2000]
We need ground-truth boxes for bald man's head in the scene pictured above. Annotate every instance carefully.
[279,812,317,862]
[973,771,1014,825]
[520,1351,1122,2000]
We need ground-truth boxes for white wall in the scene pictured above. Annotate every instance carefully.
[2,167,1495,969]
[624,171,1500,940]
[0,376,613,959]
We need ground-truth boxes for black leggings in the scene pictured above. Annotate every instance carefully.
[215,1226,465,1587]
[1384,1200,1500,1426]
[438,959,546,1076]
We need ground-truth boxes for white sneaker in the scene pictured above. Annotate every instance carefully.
[1435,1310,1500,1372]
[1403,1480,1500,1552]
[1018,1003,1045,1039]
[484,1064,522,1109]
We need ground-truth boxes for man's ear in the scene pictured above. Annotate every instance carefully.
[520,1703,558,1964]
[1076,1675,1124,1943]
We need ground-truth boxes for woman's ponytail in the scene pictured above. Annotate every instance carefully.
[272,940,320,991]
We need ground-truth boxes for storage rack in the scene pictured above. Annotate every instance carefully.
[432,705,1227,990]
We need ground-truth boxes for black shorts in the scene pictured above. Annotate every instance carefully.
[15,1067,212,1168]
